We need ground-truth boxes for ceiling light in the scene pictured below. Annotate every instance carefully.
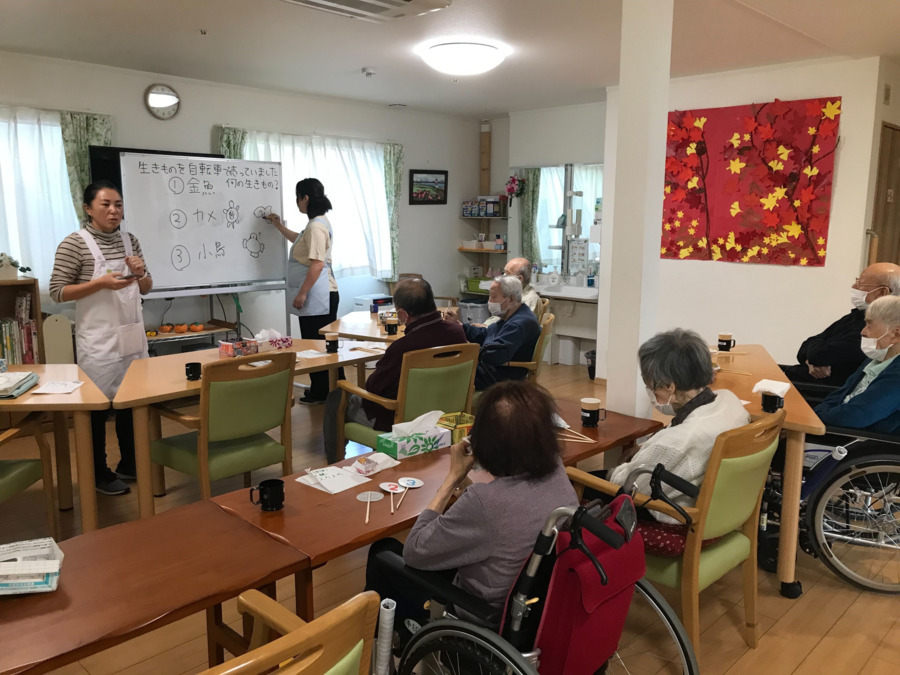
[418,41,508,76]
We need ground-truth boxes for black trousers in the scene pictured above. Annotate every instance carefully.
[296,291,343,399]
[90,408,136,480]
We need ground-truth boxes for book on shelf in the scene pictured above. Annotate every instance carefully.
[0,291,39,364]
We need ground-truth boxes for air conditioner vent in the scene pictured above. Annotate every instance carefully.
[280,0,451,22]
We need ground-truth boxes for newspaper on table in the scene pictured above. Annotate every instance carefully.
[0,538,64,595]
[298,466,370,494]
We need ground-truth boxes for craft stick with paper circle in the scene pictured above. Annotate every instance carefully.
[380,482,403,514]
[396,476,424,509]
[357,491,384,524]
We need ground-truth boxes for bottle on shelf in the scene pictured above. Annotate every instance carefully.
[486,266,495,279]
[548,267,560,287]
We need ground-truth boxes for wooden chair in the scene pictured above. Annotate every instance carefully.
[535,296,549,322]
[0,412,57,539]
[566,410,785,654]
[201,590,379,674]
[507,313,555,383]
[335,343,479,460]
[150,352,296,499]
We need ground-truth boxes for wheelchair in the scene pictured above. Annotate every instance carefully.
[759,425,900,594]
[376,468,700,675]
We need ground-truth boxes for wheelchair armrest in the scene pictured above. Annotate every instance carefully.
[824,426,900,446]
[374,549,502,627]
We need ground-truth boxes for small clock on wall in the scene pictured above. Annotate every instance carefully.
[144,83,181,120]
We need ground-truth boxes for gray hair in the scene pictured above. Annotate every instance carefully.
[494,274,523,303]
[638,329,714,391]
[866,295,900,329]
[888,271,900,296]
[506,257,532,286]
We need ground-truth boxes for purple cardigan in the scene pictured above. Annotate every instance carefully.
[363,312,467,429]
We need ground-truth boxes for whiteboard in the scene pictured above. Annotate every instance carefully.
[119,153,286,291]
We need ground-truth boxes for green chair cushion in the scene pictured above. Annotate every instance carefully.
[345,423,382,450]
[0,459,43,504]
[402,361,476,421]
[208,370,291,442]
[644,530,751,591]
[324,638,363,675]
[151,432,285,482]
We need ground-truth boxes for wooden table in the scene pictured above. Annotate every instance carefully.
[711,344,825,596]
[0,500,308,675]
[212,399,660,620]
[113,339,384,520]
[319,310,401,343]
[2,365,109,533]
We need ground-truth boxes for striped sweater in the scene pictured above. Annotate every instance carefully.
[49,225,149,303]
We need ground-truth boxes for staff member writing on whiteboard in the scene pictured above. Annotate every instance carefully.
[265,177,340,403]
[49,180,151,496]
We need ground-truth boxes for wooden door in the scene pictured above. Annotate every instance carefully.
[871,123,900,264]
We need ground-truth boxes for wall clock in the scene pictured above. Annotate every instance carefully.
[144,84,181,120]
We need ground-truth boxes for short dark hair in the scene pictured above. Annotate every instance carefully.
[296,178,332,219]
[470,381,560,481]
[83,180,122,206]
[638,328,713,391]
[392,278,436,318]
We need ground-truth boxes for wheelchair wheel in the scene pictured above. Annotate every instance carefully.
[397,619,537,674]
[806,454,900,593]
[608,578,699,674]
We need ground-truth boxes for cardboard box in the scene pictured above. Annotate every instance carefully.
[376,426,452,459]
[0,538,64,595]
[218,340,259,358]
[437,412,475,444]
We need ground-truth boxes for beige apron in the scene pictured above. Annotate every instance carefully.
[75,229,148,399]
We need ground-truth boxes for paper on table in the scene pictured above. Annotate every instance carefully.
[32,381,83,395]
[349,341,388,353]
[752,379,791,397]
[552,412,570,429]
[298,466,370,494]
[295,350,326,359]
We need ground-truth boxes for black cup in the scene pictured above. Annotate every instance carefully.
[580,408,606,427]
[250,478,285,512]
[385,322,399,336]
[761,393,784,414]
[718,337,736,352]
[326,339,339,354]
[185,362,201,381]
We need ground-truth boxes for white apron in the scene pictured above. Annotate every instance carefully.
[75,229,149,399]
[286,218,332,318]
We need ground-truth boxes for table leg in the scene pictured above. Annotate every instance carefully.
[356,363,366,387]
[328,367,337,391]
[52,412,73,511]
[133,405,155,519]
[295,568,314,621]
[778,430,805,598]
[73,411,98,532]
[206,604,226,667]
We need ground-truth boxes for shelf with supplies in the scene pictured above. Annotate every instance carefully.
[146,320,236,344]
[458,248,508,254]
[0,276,44,366]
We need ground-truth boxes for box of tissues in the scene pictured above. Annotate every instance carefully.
[254,329,294,352]
[376,410,452,459]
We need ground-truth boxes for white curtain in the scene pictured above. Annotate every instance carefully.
[0,107,80,288]
[244,131,392,279]
[535,164,603,269]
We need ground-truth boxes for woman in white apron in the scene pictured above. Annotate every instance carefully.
[266,178,342,403]
[49,181,151,496]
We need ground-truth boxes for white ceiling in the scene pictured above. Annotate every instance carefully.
[1,0,899,118]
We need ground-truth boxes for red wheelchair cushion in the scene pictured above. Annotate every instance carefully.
[637,518,723,557]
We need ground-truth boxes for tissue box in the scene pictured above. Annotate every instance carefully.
[0,538,64,595]
[376,427,452,459]
[437,412,475,444]
[218,340,259,358]
[270,336,293,349]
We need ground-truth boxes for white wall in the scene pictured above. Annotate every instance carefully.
[595,57,883,377]
[508,102,606,169]
[0,50,479,333]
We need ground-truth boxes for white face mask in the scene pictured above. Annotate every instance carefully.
[850,288,870,310]
[645,387,676,416]
[860,332,894,362]
[487,300,505,317]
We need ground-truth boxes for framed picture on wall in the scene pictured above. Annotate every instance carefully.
[409,170,448,205]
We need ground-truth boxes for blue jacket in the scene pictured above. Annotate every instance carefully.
[814,355,900,434]
[463,304,540,390]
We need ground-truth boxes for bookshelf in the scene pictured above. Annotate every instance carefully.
[0,276,44,365]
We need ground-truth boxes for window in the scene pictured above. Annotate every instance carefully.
[243,131,392,279]
[535,164,602,270]
[0,107,80,287]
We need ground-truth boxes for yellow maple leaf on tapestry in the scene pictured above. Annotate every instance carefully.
[777,145,791,161]
[803,165,819,177]
[660,247,667,255]
[729,132,741,148]
[694,117,707,130]
[784,221,803,239]
[818,248,827,257]
[741,246,760,262]
[728,158,746,175]
[697,237,707,248]
[679,247,693,259]
[725,232,738,250]
[730,202,742,217]
[677,211,684,218]
[821,100,841,120]
[760,193,778,211]
[812,144,820,154]
[774,186,787,200]
[817,237,825,245]
[664,224,671,231]
[808,127,818,135]
[711,245,722,261]
[686,143,697,156]
[768,160,784,172]
[665,185,671,194]
[800,257,808,265]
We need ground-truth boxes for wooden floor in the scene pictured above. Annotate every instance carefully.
[2,365,898,674]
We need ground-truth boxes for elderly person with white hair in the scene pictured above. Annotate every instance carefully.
[814,295,900,433]
[444,274,540,390]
